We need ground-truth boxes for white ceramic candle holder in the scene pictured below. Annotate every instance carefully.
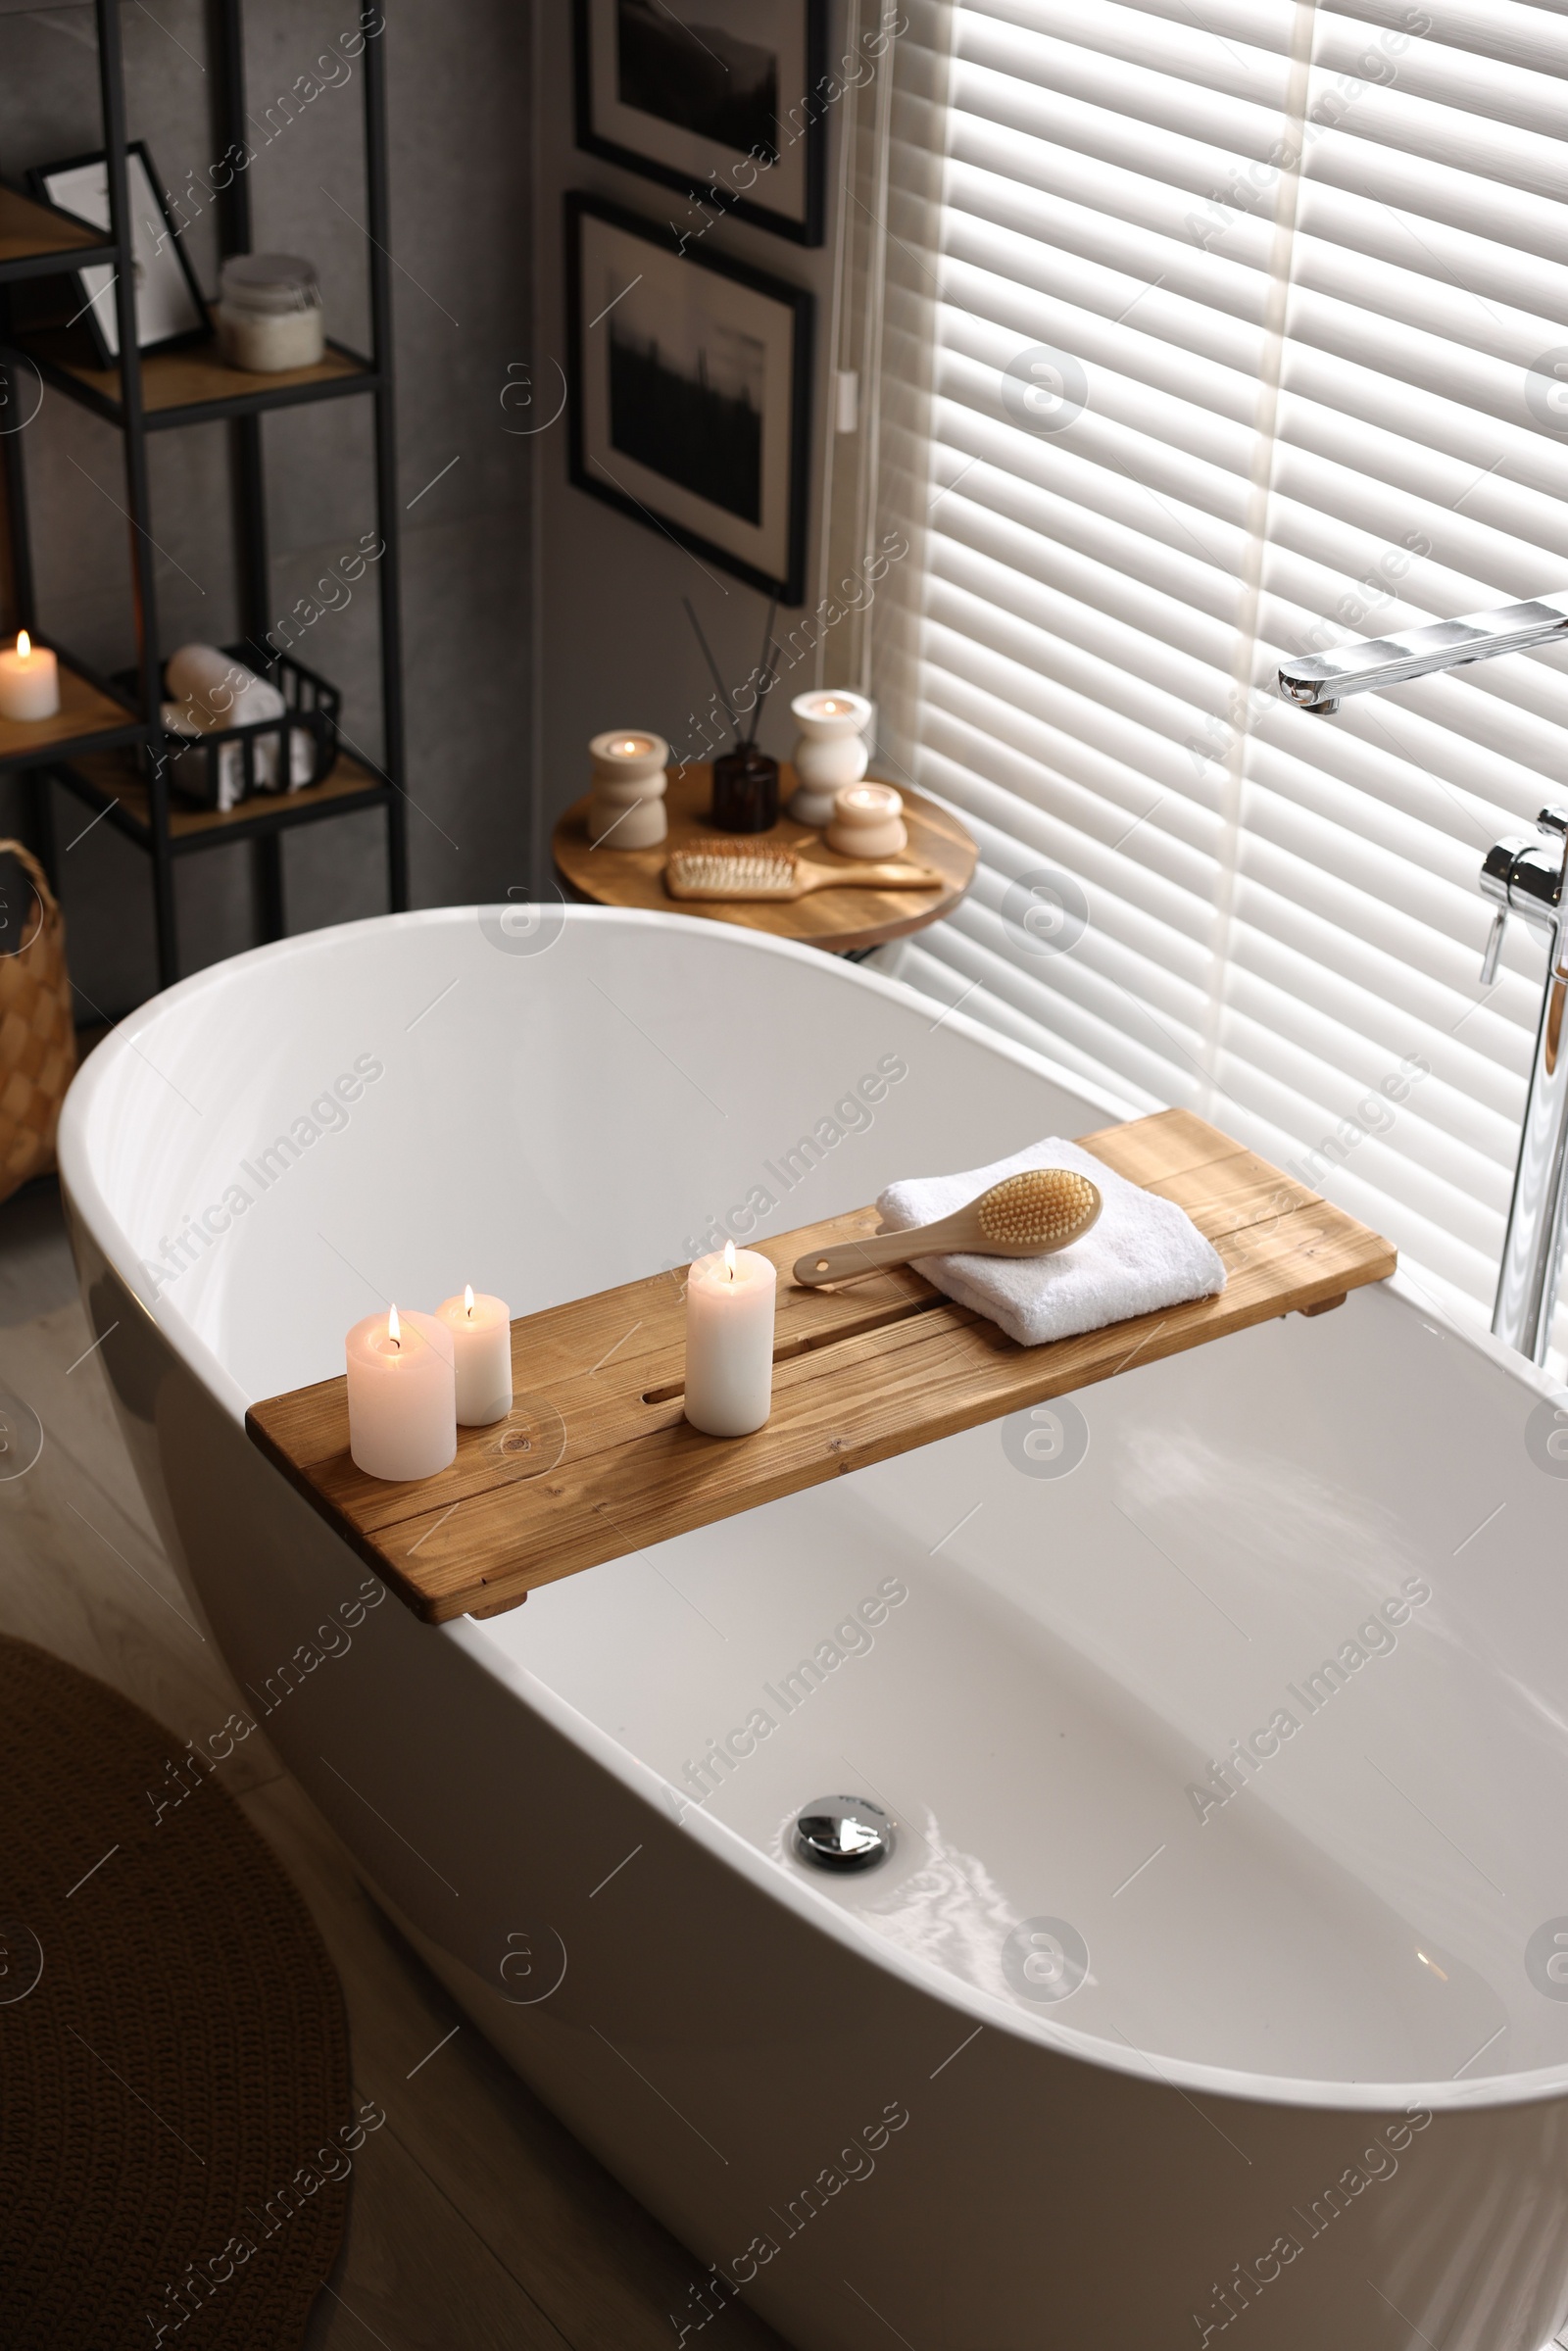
[826,782,907,860]
[787,690,872,826]
[588,729,670,850]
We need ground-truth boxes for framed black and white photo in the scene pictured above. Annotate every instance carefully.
[573,0,826,246]
[26,144,207,366]
[566,194,812,604]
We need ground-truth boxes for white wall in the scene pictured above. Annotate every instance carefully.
[531,0,849,874]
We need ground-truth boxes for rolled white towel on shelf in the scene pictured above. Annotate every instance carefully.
[876,1136,1226,1347]
[166,641,284,729]
[162,643,314,810]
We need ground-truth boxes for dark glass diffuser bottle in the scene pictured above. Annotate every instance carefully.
[710,744,779,834]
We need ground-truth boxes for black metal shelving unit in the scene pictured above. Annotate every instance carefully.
[0,0,407,991]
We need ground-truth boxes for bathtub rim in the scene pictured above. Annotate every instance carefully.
[56,903,1144,1429]
[55,904,1568,2121]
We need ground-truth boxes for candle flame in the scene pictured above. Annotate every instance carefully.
[16,631,29,661]
[388,1301,401,1348]
[465,1282,474,1316]
[616,737,640,753]
[724,1238,736,1282]
[822,696,846,712]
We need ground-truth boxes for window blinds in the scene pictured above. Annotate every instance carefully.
[872,0,1568,1341]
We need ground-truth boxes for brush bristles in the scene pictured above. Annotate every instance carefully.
[976,1167,1100,1248]
[667,847,797,898]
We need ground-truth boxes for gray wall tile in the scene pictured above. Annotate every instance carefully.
[0,0,532,1010]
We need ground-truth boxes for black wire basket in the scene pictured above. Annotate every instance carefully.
[115,644,341,810]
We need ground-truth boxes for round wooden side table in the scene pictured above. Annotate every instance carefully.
[552,762,977,956]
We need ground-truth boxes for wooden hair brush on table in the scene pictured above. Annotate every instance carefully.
[665,843,945,903]
[793,1166,1102,1286]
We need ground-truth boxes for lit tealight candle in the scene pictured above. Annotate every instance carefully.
[345,1303,457,1481]
[436,1283,514,1425]
[684,1239,777,1438]
[827,780,906,859]
[0,632,61,723]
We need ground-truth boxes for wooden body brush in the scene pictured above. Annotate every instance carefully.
[793,1167,1102,1287]
[666,843,944,903]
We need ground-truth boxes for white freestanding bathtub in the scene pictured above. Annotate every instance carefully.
[56,906,1568,2350]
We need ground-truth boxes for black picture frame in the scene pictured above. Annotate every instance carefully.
[566,192,812,605]
[573,0,827,248]
[25,142,208,366]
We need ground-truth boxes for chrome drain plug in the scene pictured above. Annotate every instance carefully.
[794,1795,895,1873]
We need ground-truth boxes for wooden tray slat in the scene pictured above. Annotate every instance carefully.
[246,1111,1395,1623]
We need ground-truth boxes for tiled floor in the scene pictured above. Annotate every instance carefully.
[0,1177,786,2351]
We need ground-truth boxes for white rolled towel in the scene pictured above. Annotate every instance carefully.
[166,641,284,730]
[163,643,314,809]
[876,1136,1226,1347]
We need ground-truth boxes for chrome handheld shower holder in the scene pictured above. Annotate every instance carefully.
[1281,597,1568,1364]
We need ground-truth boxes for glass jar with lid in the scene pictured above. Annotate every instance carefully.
[216,253,324,373]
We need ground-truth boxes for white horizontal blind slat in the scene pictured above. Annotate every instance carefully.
[875,0,1568,1347]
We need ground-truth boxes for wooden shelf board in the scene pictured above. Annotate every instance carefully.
[0,184,112,275]
[0,655,138,769]
[18,328,373,423]
[246,1110,1397,1626]
[62,748,389,844]
[554,762,977,955]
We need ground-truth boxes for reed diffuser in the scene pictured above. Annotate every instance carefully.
[685,597,783,835]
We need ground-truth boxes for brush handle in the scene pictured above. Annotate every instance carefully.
[792,1193,1101,1285]
[792,1207,981,1286]
[801,859,944,893]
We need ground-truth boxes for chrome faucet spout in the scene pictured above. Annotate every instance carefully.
[1278,588,1568,1362]
[1278,594,1568,712]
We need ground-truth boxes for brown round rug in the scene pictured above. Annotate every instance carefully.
[0,1636,352,2348]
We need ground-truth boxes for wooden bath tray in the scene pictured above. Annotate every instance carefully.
[246,1110,1395,1624]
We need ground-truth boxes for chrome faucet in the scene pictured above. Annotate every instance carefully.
[1279,597,1568,1364]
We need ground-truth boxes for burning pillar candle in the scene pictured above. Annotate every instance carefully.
[684,1239,777,1438]
[436,1284,514,1425]
[345,1303,456,1480]
[0,632,61,723]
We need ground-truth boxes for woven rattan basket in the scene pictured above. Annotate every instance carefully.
[0,842,74,1206]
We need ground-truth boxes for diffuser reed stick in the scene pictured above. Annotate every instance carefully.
[745,593,780,751]
[684,593,786,754]
[683,597,739,737]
